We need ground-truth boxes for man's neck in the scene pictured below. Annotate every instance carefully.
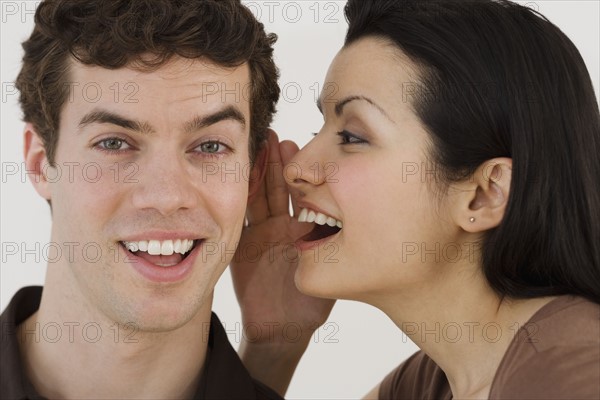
[16,286,212,399]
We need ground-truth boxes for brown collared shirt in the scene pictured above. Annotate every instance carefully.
[0,286,282,400]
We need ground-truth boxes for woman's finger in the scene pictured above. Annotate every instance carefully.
[280,140,301,217]
[265,130,292,217]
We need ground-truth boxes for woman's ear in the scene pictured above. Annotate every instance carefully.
[450,158,512,233]
[24,123,53,201]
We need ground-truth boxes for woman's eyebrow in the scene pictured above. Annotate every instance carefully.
[317,95,394,123]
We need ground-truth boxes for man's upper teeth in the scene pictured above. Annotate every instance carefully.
[298,208,343,228]
[122,239,194,255]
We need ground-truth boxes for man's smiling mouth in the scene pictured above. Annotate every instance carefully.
[120,239,201,267]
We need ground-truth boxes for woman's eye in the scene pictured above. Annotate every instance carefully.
[337,130,367,145]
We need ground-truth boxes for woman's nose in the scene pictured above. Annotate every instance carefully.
[284,138,329,190]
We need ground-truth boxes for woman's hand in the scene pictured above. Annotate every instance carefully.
[230,130,335,395]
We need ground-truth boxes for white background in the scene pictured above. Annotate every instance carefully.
[1,1,598,398]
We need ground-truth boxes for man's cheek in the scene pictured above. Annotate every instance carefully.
[219,190,248,217]
[210,183,248,218]
[197,159,252,187]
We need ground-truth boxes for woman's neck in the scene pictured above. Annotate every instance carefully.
[373,267,557,399]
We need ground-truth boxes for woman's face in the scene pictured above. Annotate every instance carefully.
[287,37,462,303]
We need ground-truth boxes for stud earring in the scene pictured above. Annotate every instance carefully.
[469,217,476,223]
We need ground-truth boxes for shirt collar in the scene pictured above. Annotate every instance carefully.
[0,286,280,400]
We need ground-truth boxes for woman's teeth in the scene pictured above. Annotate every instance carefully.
[298,208,343,228]
[122,239,195,256]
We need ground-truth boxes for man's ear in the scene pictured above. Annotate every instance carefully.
[24,123,52,201]
[247,136,269,202]
[450,158,512,233]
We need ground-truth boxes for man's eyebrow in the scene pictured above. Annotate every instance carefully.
[78,110,155,134]
[77,106,246,135]
[182,105,246,134]
[316,95,393,122]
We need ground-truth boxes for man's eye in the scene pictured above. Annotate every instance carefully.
[95,138,131,152]
[197,141,229,154]
[103,139,124,150]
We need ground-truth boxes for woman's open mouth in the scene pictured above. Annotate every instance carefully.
[297,207,343,245]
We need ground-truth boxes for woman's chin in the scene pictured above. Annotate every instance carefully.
[295,257,357,301]
[295,259,335,298]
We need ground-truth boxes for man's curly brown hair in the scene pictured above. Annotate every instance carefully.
[15,0,280,165]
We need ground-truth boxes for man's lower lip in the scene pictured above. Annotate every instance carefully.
[121,242,201,283]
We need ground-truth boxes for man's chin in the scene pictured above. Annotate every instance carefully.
[103,293,210,335]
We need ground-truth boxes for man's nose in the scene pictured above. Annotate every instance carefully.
[130,155,199,216]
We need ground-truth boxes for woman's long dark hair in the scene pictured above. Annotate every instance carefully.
[344,0,600,303]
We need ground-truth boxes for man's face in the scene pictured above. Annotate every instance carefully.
[42,57,252,331]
